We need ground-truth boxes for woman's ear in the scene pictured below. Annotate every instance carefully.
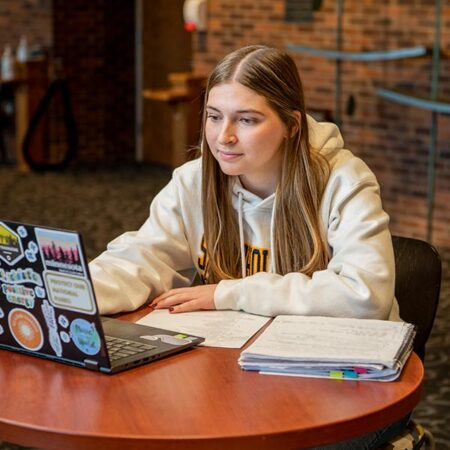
[289,110,301,137]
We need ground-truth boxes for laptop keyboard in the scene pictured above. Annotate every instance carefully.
[105,336,156,362]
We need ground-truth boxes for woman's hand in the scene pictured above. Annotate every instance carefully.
[150,284,218,313]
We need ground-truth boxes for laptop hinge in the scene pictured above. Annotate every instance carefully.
[84,359,99,370]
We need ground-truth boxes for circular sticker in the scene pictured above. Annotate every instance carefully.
[8,309,44,351]
[70,318,101,355]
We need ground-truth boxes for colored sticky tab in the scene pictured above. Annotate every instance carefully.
[353,367,368,374]
[175,333,189,339]
[344,370,359,379]
[329,371,344,379]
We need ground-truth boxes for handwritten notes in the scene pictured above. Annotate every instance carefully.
[239,315,416,381]
[137,310,270,348]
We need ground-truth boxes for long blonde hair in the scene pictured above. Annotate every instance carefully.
[201,45,330,283]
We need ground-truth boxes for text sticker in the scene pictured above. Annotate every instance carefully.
[44,272,96,314]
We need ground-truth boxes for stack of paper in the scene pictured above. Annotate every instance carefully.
[239,315,416,381]
[137,309,270,348]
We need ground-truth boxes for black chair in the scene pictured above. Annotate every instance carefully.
[379,236,441,450]
[392,235,441,362]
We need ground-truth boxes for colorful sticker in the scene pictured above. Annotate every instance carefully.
[8,308,44,351]
[60,331,70,343]
[0,222,24,266]
[2,284,35,308]
[41,300,62,357]
[17,226,28,238]
[35,228,85,276]
[70,318,101,355]
[0,267,43,286]
[0,307,4,318]
[0,324,3,335]
[58,314,69,328]
[44,271,96,314]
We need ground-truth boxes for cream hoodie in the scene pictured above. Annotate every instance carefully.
[89,116,400,320]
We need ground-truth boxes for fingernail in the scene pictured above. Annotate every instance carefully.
[169,307,174,312]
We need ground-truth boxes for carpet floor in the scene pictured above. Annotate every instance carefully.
[0,163,448,449]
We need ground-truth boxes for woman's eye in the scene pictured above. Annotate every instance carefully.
[239,117,257,125]
[207,113,220,121]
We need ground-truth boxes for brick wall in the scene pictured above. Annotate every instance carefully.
[1,0,135,165]
[52,0,136,164]
[0,0,52,54]
[192,0,450,246]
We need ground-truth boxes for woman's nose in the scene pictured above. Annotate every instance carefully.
[218,122,237,145]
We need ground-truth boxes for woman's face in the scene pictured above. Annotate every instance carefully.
[205,81,287,198]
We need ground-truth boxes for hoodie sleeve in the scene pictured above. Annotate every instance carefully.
[89,175,196,315]
[214,172,398,320]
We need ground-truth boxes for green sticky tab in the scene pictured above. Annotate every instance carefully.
[329,371,344,379]
[174,333,188,339]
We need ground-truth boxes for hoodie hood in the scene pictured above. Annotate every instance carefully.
[307,114,345,157]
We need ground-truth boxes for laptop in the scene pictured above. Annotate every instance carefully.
[0,220,204,374]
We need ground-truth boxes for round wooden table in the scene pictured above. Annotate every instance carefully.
[0,310,424,450]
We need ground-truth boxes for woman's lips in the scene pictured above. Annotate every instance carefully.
[217,150,243,161]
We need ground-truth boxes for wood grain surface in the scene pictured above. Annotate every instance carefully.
[0,309,423,450]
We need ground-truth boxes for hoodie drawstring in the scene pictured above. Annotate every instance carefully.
[238,191,246,278]
[269,195,277,273]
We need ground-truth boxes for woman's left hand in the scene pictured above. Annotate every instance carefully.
[150,284,218,313]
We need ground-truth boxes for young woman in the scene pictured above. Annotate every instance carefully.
[90,44,408,450]
[90,45,400,322]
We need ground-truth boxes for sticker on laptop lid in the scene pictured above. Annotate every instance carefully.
[0,222,24,266]
[41,300,62,357]
[44,271,96,314]
[8,308,44,351]
[35,228,85,277]
[25,249,37,263]
[17,226,28,238]
[58,314,69,328]
[60,330,70,343]
[2,284,36,309]
[0,267,43,286]
[70,318,101,355]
